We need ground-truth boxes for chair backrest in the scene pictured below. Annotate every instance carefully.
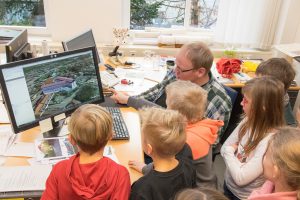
[223,85,238,106]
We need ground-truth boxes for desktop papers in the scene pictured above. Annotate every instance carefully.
[0,102,10,124]
[35,136,78,163]
[0,125,16,156]
[0,124,36,157]
[4,142,36,157]
[0,165,52,192]
[104,145,119,163]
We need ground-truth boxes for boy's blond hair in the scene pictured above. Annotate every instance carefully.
[166,80,207,123]
[68,104,112,155]
[139,107,186,158]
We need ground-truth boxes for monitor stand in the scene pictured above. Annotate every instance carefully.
[43,120,65,138]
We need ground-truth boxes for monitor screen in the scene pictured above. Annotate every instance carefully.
[5,29,31,63]
[62,29,102,65]
[0,47,104,134]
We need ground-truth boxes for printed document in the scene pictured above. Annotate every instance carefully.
[0,165,52,192]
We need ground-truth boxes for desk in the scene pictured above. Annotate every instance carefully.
[1,107,143,199]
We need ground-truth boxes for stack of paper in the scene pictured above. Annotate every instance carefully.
[0,165,52,192]
[0,125,15,156]
[0,103,10,124]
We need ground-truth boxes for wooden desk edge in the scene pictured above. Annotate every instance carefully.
[2,107,143,184]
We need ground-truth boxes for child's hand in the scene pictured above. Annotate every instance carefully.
[128,160,146,173]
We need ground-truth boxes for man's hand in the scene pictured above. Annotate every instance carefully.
[110,89,130,104]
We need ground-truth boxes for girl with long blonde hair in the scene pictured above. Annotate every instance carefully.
[221,77,285,200]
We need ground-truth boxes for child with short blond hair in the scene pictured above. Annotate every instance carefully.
[166,80,223,187]
[248,127,300,200]
[129,107,196,200]
[41,104,131,200]
[129,80,223,188]
[175,188,229,200]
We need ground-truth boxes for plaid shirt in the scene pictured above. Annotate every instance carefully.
[136,69,232,139]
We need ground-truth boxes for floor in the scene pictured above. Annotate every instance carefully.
[213,154,226,192]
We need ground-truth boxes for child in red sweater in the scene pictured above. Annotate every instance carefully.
[41,104,131,200]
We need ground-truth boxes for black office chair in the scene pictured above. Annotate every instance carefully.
[223,86,238,108]
[213,85,238,161]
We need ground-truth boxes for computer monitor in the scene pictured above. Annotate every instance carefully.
[5,29,32,63]
[0,47,104,137]
[62,29,102,65]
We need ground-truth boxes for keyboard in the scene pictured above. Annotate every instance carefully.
[100,71,119,88]
[106,107,130,140]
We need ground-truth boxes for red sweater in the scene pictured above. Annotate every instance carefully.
[186,119,224,159]
[41,154,131,200]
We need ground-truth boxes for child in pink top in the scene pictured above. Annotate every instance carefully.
[248,127,300,200]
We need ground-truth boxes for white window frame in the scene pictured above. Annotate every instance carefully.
[0,0,214,43]
[126,0,214,38]
[126,0,215,30]
[0,0,51,37]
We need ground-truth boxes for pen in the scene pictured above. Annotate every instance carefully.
[238,72,244,77]
[144,77,160,83]
[108,146,112,155]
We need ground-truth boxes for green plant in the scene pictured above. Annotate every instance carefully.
[224,49,237,58]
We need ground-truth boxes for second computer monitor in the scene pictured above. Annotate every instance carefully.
[5,29,31,63]
[62,29,102,65]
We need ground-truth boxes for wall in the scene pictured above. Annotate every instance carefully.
[46,0,127,43]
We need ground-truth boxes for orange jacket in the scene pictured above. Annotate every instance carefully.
[186,119,224,160]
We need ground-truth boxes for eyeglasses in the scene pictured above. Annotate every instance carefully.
[174,64,195,73]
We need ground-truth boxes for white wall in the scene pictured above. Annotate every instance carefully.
[46,0,128,43]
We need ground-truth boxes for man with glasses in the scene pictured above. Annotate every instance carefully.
[111,42,232,138]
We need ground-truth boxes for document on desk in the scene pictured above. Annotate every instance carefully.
[0,165,52,192]
[0,125,16,156]
[104,145,119,163]
[4,142,36,157]
[0,102,10,124]
[35,136,78,162]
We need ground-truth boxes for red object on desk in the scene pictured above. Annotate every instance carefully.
[216,58,241,78]
[121,79,133,85]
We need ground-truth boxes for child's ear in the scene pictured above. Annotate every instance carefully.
[68,135,76,146]
[146,144,153,155]
[109,132,113,140]
[273,165,280,179]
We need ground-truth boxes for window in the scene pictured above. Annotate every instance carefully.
[0,0,46,27]
[130,0,220,30]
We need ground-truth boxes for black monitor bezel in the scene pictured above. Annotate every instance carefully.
[61,29,101,64]
[0,46,104,134]
[5,29,29,63]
